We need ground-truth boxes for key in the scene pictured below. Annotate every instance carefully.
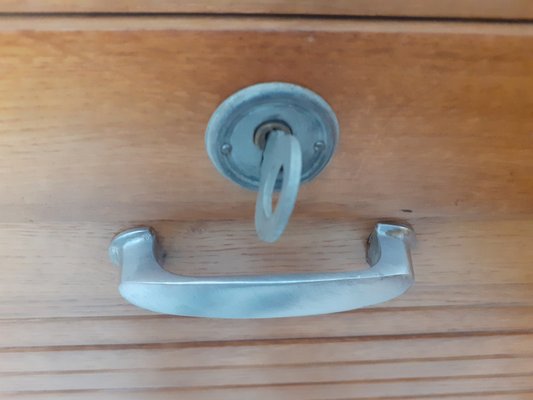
[255,130,302,243]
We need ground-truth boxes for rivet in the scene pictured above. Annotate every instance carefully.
[314,141,325,152]
[220,143,232,155]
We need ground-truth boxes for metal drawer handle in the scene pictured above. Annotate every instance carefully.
[109,222,415,319]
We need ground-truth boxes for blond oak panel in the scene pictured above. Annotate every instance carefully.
[378,396,533,400]
[1,334,532,373]
[6,393,533,400]
[0,218,531,318]
[0,20,532,223]
[0,17,532,400]
[2,17,533,34]
[3,357,533,392]
[3,376,533,400]
[4,335,533,398]
[2,306,533,348]
[0,0,532,20]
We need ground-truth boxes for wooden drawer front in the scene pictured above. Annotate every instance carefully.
[0,19,531,223]
[0,17,532,399]
[1,0,533,19]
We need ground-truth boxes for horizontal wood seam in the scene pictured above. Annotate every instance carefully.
[0,15,533,35]
[3,376,533,395]
[2,304,532,323]
[329,390,533,400]
[1,331,533,353]
[0,12,532,24]
[2,354,533,376]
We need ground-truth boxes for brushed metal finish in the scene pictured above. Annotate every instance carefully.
[255,130,302,243]
[109,222,416,319]
[205,82,339,191]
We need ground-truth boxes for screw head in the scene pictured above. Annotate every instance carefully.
[220,143,232,155]
[314,141,326,152]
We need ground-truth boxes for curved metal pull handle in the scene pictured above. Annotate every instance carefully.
[109,222,415,319]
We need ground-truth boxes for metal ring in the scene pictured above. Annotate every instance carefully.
[255,131,302,243]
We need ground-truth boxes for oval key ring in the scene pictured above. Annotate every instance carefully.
[255,130,302,243]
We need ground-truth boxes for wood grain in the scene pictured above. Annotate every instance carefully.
[0,16,532,400]
[0,19,531,223]
[2,16,533,34]
[2,333,533,397]
[2,334,532,372]
[0,0,532,20]
[3,358,533,391]
[0,220,531,398]
[0,218,532,319]
[3,307,533,348]
[3,376,533,400]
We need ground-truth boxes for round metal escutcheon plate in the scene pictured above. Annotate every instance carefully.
[205,82,339,191]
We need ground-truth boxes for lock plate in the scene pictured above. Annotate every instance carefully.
[205,82,339,191]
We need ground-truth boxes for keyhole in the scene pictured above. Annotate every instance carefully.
[254,121,293,150]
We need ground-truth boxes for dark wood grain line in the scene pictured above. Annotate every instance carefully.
[3,376,533,395]
[0,0,532,21]
[329,391,533,400]
[3,354,532,376]
[0,12,532,24]
[2,304,533,322]
[1,330,533,353]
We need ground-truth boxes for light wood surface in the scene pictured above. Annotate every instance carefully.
[0,0,532,20]
[2,16,533,34]
[3,366,533,397]
[0,19,531,223]
[0,16,532,400]
[4,376,533,400]
[2,334,532,372]
[0,218,532,320]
